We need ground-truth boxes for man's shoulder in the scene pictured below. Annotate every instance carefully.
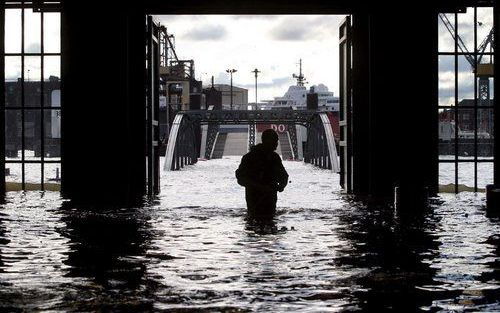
[241,150,257,163]
[271,151,282,161]
[242,150,254,159]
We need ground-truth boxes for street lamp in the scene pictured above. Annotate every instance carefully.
[251,68,261,110]
[226,69,237,110]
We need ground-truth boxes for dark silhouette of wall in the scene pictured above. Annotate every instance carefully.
[350,11,439,203]
[61,5,147,205]
[53,0,492,207]
[0,6,5,201]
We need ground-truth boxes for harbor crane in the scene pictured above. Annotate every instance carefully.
[439,13,494,106]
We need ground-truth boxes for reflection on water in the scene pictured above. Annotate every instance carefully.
[0,160,499,311]
[60,205,154,311]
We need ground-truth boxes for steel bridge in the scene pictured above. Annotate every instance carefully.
[163,110,339,173]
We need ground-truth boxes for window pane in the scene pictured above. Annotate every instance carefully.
[5,9,22,53]
[44,57,61,110]
[438,108,479,160]
[438,13,455,53]
[458,162,474,191]
[439,162,455,192]
[5,56,22,107]
[43,13,61,53]
[25,109,41,161]
[25,56,42,107]
[457,8,475,54]
[478,108,493,138]
[458,55,474,103]
[5,163,22,185]
[45,109,61,158]
[476,7,493,51]
[25,163,41,185]
[43,56,60,81]
[477,67,493,106]
[24,9,41,53]
[439,55,455,106]
[5,56,22,81]
[457,108,475,160]
[478,108,494,159]
[46,84,60,109]
[438,108,455,160]
[477,162,493,189]
[44,163,61,186]
[491,71,494,100]
[439,138,474,160]
[5,110,21,160]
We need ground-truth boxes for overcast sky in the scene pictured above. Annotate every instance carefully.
[2,9,494,107]
[154,15,344,102]
[5,9,61,82]
[156,9,494,106]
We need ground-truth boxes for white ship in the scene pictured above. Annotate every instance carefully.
[262,59,339,111]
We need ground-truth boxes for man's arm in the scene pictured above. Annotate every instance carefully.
[235,155,250,186]
[274,154,289,192]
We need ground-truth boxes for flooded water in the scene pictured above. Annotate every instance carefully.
[0,157,499,311]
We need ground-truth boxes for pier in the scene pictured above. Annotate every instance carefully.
[0,1,500,311]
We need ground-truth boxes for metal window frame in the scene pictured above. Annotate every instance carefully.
[0,4,4,197]
[3,1,61,191]
[438,7,494,193]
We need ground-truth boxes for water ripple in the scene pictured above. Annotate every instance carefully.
[0,158,498,311]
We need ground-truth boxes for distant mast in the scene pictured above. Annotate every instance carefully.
[292,59,306,87]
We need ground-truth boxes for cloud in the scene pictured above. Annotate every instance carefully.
[152,14,339,100]
[438,11,494,54]
[269,16,341,41]
[230,15,278,20]
[439,75,479,105]
[157,15,207,24]
[213,71,230,85]
[211,72,292,88]
[181,24,227,41]
[269,17,313,41]
[24,43,41,53]
[439,55,475,73]
[239,76,293,89]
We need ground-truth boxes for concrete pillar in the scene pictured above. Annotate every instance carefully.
[351,13,371,197]
[61,5,147,205]
[487,185,500,212]
[0,6,5,201]
[351,11,438,208]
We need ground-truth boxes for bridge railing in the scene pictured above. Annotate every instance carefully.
[163,110,339,173]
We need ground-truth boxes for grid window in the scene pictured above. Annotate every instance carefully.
[4,1,61,191]
[438,7,494,193]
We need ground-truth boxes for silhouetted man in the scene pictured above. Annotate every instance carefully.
[235,129,289,217]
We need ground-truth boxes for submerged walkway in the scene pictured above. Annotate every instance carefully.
[160,156,341,209]
[0,158,498,311]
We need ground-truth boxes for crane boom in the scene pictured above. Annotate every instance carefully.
[439,13,494,70]
[477,27,494,64]
[439,14,476,67]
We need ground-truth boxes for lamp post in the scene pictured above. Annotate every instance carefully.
[251,68,260,110]
[226,69,237,110]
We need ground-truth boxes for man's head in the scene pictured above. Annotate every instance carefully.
[262,128,279,151]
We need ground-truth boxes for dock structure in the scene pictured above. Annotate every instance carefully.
[0,0,498,211]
